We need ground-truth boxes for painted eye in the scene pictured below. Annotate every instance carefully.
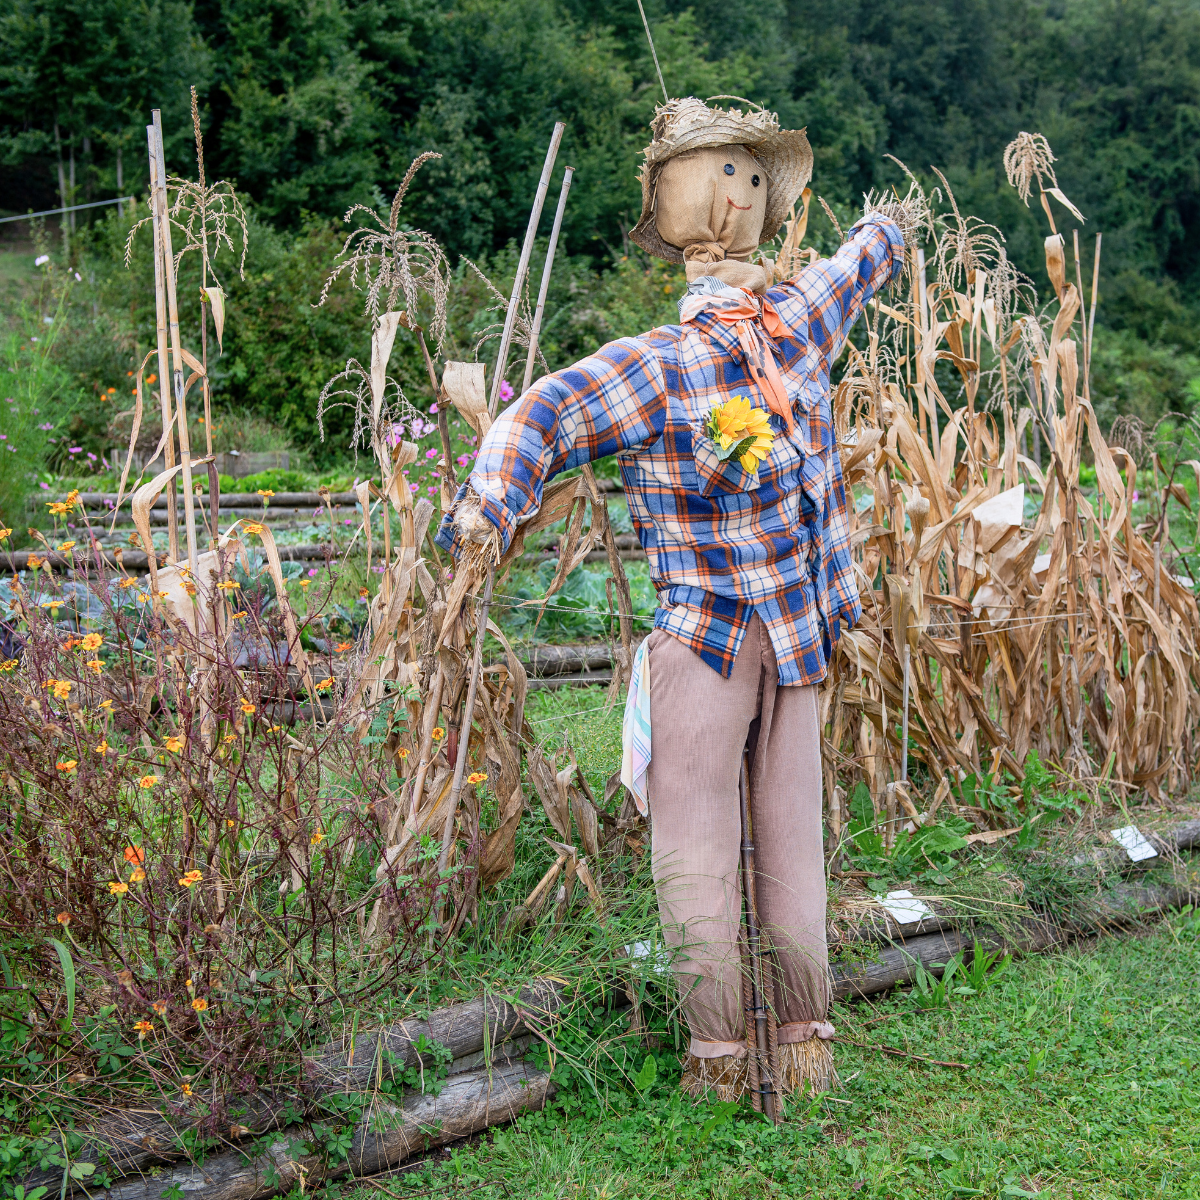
[723,163,735,176]
[751,174,761,187]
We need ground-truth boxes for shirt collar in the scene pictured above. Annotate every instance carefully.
[677,275,745,319]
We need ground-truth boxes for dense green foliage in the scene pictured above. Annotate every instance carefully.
[1,0,1199,463]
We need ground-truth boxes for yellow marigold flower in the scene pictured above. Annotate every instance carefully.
[117,577,137,589]
[152,1001,167,1014]
[137,592,149,604]
[42,598,64,612]
[108,880,129,895]
[467,772,488,785]
[179,869,203,888]
[130,867,146,882]
[86,659,103,675]
[0,659,17,672]
[52,680,72,699]
[243,522,263,535]
[0,528,10,540]
[57,540,76,552]
[222,733,236,744]
[191,998,208,1012]
[155,590,169,600]
[231,610,247,620]
[268,724,282,732]
[430,727,444,742]
[164,736,184,753]
[56,912,71,925]
[66,489,79,506]
[239,700,255,714]
[183,582,197,597]
[139,774,159,789]
[397,747,410,760]
[134,1019,154,1039]
[256,489,274,499]
[99,699,113,710]
[81,633,103,651]
[299,579,309,589]
[95,740,109,754]
[226,818,236,827]
[46,502,68,516]
[57,759,77,773]
[181,1082,193,1096]
[216,579,239,591]
[310,830,325,845]
[314,677,333,691]
[27,554,43,568]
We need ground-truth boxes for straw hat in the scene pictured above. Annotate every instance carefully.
[629,97,813,263]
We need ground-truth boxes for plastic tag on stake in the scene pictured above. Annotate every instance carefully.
[1110,826,1158,862]
[875,889,934,925]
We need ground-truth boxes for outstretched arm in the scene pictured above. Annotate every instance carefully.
[776,214,905,367]
[435,334,671,558]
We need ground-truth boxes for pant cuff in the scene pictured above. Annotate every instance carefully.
[688,1038,748,1059]
[778,1020,836,1043]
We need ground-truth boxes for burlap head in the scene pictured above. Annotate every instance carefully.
[629,97,813,264]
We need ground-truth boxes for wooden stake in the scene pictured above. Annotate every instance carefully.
[487,123,565,416]
[150,112,199,575]
[521,166,575,394]
[145,132,179,564]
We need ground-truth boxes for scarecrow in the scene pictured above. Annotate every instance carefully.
[438,98,904,1100]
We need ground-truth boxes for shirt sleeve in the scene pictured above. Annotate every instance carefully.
[779,214,905,369]
[435,334,670,557]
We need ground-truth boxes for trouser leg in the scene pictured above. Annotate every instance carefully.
[645,625,758,1052]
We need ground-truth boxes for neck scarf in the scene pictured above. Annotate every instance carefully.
[679,285,793,434]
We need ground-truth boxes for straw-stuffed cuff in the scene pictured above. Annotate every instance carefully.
[689,1038,749,1060]
[434,479,517,559]
[778,1021,836,1044]
[845,212,906,287]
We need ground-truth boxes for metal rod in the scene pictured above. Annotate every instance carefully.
[739,753,776,1122]
[145,131,179,564]
[152,110,199,576]
[521,166,575,395]
[0,197,136,225]
[437,566,497,873]
[487,122,565,417]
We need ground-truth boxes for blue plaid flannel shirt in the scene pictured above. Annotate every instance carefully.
[437,214,904,685]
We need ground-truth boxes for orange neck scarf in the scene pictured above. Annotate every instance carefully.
[680,287,793,433]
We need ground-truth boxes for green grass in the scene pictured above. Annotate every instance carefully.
[339,913,1200,1199]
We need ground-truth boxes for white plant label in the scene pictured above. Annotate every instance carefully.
[876,889,934,925]
[1110,825,1158,862]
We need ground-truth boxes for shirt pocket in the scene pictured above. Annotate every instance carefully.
[786,380,833,522]
[689,420,766,498]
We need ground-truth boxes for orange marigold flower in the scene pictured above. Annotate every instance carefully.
[134,1019,154,1039]
[27,554,43,568]
[467,772,488,785]
[179,869,203,888]
[0,659,17,672]
[85,659,103,675]
[56,912,71,925]
[231,610,247,621]
[139,774,159,789]
[124,845,145,864]
[164,736,184,753]
[430,727,444,742]
[182,582,197,597]
[310,830,325,845]
[243,522,263,535]
[334,641,352,653]
[181,1082,193,1097]
[397,747,410,760]
[222,733,236,744]
[0,528,10,540]
[95,740,109,754]
[81,633,103,651]
[57,760,77,773]
[239,700,255,714]
[152,1000,167,1014]
[117,577,137,589]
[108,880,129,895]
[358,587,369,599]
[314,677,333,691]
[191,998,208,1012]
[56,540,76,552]
[216,580,239,591]
[52,681,73,700]
[130,867,146,882]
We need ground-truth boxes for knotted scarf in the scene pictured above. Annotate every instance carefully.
[680,288,794,434]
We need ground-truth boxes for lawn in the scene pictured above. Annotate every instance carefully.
[342,912,1200,1199]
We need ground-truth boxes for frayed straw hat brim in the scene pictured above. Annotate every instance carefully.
[629,98,813,263]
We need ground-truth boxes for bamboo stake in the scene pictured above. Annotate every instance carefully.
[437,566,496,873]
[151,112,199,575]
[739,755,777,1123]
[487,122,565,416]
[1072,229,1090,400]
[915,248,939,462]
[145,133,180,564]
[900,643,911,783]
[521,166,575,394]
[1087,233,1102,388]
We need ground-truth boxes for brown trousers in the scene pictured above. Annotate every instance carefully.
[645,616,831,1057]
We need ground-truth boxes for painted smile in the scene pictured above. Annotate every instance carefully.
[726,196,752,211]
